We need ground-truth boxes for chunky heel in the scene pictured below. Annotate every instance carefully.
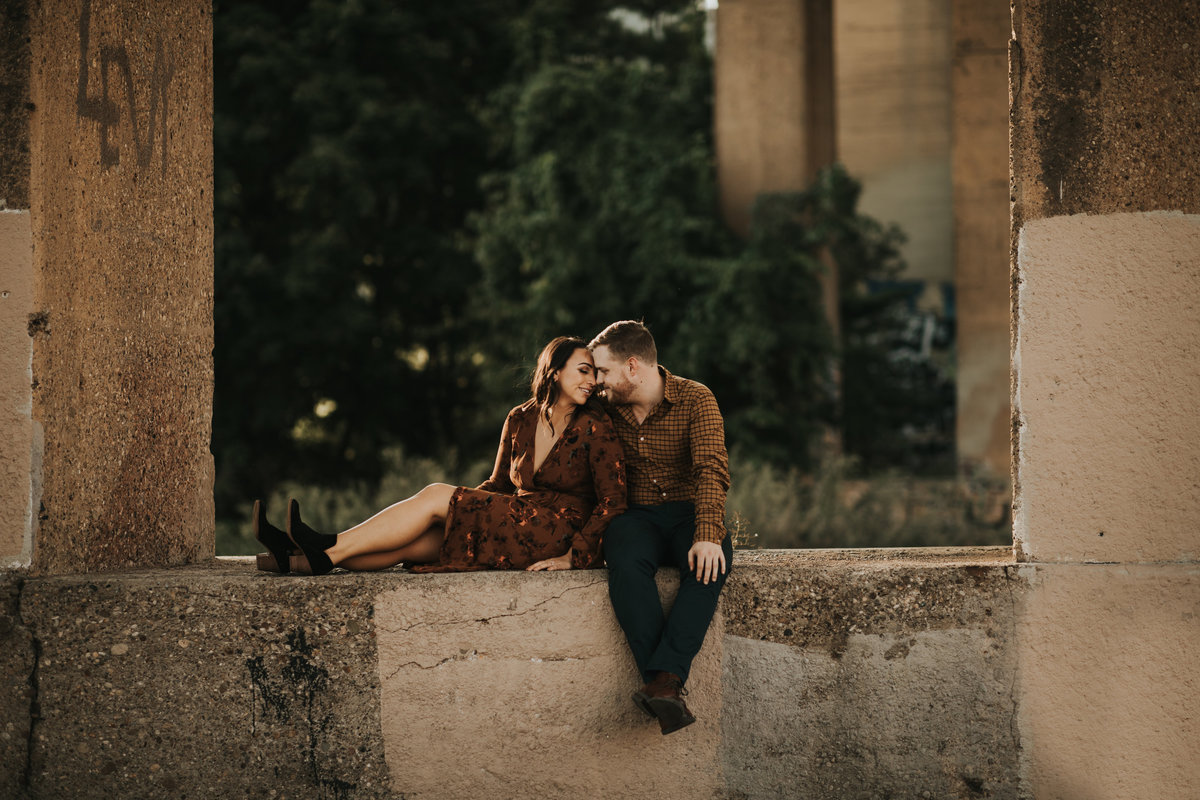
[255,552,285,572]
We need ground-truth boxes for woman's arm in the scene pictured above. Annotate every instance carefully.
[569,413,628,569]
[475,409,517,494]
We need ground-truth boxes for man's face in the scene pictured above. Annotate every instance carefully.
[591,345,636,404]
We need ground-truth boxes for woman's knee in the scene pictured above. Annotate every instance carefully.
[417,483,455,515]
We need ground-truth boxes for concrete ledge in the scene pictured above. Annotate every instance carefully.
[4,547,1023,799]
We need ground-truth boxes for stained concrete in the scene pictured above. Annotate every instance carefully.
[1010,0,1200,230]
[724,548,1023,799]
[1009,6,1200,798]
[23,0,215,572]
[3,550,1022,799]
[376,570,723,799]
[18,560,393,799]
[0,572,33,794]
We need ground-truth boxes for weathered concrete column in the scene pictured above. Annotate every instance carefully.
[714,0,843,451]
[835,0,953,289]
[715,0,822,238]
[0,0,214,573]
[1010,1,1200,796]
[951,0,1011,479]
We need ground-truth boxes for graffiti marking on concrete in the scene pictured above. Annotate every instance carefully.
[76,0,176,174]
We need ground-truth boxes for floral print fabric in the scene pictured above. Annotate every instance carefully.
[410,400,627,572]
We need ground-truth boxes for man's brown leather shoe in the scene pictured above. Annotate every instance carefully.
[632,672,696,735]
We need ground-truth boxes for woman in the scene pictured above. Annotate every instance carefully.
[252,337,627,575]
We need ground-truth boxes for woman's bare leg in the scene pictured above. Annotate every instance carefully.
[324,483,456,566]
[338,526,443,571]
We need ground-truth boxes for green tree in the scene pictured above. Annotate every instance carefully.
[213,0,519,515]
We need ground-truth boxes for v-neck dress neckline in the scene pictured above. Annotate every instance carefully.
[530,413,573,482]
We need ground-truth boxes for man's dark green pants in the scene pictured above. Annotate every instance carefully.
[603,502,733,684]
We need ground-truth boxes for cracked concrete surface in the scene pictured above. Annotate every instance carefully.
[0,549,1027,799]
[375,568,724,799]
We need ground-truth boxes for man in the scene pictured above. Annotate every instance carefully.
[588,320,732,735]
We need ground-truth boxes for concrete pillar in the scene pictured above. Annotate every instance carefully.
[951,0,1011,479]
[1010,1,1200,796]
[835,0,953,288]
[714,0,843,447]
[715,0,831,238]
[0,0,214,573]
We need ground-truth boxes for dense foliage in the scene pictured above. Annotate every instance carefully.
[213,1,953,537]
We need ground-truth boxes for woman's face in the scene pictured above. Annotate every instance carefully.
[555,348,596,407]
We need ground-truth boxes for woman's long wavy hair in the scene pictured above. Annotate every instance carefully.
[531,336,588,436]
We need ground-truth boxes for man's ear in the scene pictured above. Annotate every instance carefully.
[626,356,639,375]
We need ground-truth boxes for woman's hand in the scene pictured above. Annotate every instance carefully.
[526,551,573,571]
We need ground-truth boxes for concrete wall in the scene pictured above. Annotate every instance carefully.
[3,549,1023,800]
[1,0,215,573]
[1010,2,1200,798]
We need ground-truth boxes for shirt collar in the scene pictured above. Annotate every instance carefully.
[659,366,678,407]
[609,365,676,426]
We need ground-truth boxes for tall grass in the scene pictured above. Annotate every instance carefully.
[217,450,1011,555]
[725,454,1011,550]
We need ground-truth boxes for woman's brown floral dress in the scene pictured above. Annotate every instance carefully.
[410,400,627,572]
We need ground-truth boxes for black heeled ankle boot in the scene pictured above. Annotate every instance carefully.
[285,498,337,575]
[253,499,293,575]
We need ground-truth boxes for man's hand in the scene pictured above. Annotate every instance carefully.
[687,541,726,585]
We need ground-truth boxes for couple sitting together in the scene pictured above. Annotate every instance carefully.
[252,320,733,735]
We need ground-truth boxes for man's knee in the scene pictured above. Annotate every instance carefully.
[603,515,658,573]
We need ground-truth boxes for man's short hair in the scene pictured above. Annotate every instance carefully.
[589,320,657,364]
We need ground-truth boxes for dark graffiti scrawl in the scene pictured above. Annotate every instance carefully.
[246,629,357,800]
[76,0,176,173]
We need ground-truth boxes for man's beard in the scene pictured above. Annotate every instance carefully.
[601,378,635,404]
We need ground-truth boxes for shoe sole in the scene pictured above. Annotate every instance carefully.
[631,690,655,718]
[645,697,696,735]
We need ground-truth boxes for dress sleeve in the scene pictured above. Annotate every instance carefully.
[475,409,517,494]
[688,385,731,544]
[570,412,628,569]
